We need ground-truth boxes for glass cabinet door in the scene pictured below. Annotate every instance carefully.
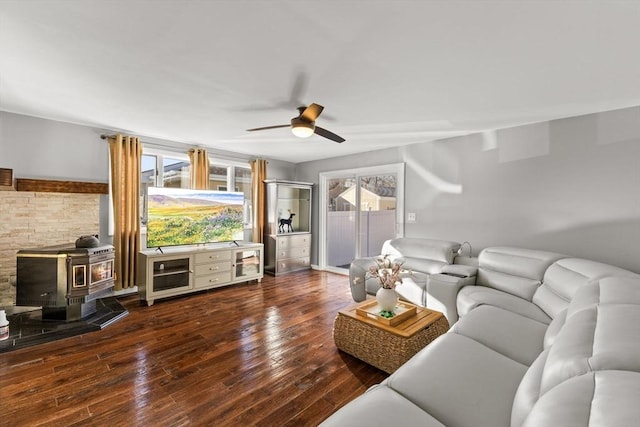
[265,180,313,236]
[152,257,191,292]
[275,185,311,234]
[234,249,262,279]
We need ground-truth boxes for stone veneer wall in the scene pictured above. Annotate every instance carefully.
[0,191,100,307]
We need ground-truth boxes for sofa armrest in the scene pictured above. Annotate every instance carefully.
[349,257,376,302]
[441,264,478,278]
[427,273,476,325]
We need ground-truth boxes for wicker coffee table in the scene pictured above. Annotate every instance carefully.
[333,300,449,374]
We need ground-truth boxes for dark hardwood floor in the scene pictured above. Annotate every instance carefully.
[0,270,386,426]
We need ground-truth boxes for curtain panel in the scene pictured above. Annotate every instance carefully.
[108,134,142,290]
[188,148,210,190]
[250,159,267,243]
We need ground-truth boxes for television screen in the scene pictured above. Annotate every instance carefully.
[146,187,245,248]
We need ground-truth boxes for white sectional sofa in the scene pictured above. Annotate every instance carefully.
[322,246,640,426]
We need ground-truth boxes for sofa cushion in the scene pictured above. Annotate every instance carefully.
[318,384,445,427]
[386,333,528,427]
[533,258,640,318]
[521,371,640,427]
[541,304,640,394]
[382,238,461,264]
[452,305,547,366]
[457,285,552,324]
[476,247,565,301]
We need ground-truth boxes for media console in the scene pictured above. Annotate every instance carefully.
[137,242,263,306]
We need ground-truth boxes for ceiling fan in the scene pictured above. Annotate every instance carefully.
[246,103,345,143]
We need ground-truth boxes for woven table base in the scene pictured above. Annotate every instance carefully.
[333,310,449,374]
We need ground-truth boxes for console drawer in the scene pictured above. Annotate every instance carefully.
[194,271,232,288]
[195,261,231,277]
[278,246,309,260]
[277,234,311,250]
[194,250,231,264]
[276,256,310,274]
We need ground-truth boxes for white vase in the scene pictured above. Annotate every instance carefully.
[376,287,398,312]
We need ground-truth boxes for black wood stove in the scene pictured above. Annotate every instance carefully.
[16,243,115,321]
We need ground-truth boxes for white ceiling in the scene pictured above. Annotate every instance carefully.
[1,1,639,163]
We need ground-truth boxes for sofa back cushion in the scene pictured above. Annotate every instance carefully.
[380,238,461,277]
[513,277,640,426]
[540,304,640,394]
[566,275,640,318]
[382,238,460,264]
[476,247,565,301]
[400,257,449,275]
[533,258,640,318]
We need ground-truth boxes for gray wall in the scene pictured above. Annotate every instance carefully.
[0,111,110,181]
[0,111,296,242]
[295,106,640,273]
[0,111,296,181]
[3,108,639,273]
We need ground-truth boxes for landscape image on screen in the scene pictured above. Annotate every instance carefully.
[146,187,245,248]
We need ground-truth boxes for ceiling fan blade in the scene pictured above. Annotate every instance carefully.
[300,103,324,122]
[246,124,290,132]
[314,126,345,143]
[288,70,308,108]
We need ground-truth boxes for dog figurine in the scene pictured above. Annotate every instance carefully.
[279,213,296,232]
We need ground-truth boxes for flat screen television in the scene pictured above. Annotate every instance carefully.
[146,187,245,248]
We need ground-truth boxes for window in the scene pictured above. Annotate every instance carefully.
[209,165,229,191]
[140,150,252,230]
[235,167,252,228]
[162,157,190,188]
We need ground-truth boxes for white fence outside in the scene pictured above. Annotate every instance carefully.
[327,210,396,268]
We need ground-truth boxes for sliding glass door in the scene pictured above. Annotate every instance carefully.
[326,175,356,269]
[357,173,398,259]
[320,164,404,273]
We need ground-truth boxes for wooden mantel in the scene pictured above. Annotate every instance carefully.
[15,178,109,194]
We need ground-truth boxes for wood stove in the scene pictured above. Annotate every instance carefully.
[16,243,115,321]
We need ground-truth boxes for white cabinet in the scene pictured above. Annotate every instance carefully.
[263,180,313,276]
[138,242,263,306]
[265,233,311,275]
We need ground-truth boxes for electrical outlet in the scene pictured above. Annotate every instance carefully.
[407,213,416,222]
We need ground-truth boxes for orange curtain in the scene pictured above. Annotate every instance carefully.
[250,159,267,243]
[188,148,210,189]
[108,134,142,290]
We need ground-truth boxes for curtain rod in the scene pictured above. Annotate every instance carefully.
[101,134,188,150]
[100,134,253,163]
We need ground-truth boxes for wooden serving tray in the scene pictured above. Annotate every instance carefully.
[355,300,417,326]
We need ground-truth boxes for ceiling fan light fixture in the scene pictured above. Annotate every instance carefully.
[247,103,343,142]
[291,118,314,138]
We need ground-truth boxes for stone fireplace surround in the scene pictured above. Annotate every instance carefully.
[0,179,130,352]
[0,180,105,307]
